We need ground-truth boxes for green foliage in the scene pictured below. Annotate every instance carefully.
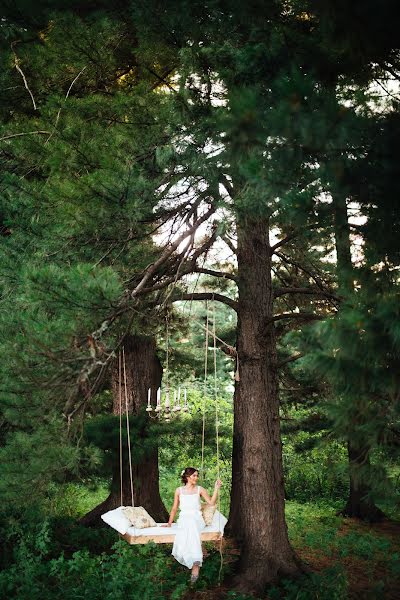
[283,434,348,502]
[0,2,400,597]
[286,500,400,568]
[268,565,349,600]
[0,420,82,509]
[0,515,230,600]
[1,495,399,598]
[44,481,109,519]
[0,538,189,600]
[286,501,342,553]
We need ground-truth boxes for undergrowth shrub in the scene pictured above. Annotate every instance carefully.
[0,538,188,600]
[268,565,349,600]
[0,523,230,600]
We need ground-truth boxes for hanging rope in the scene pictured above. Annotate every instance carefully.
[213,301,220,482]
[165,311,170,391]
[201,301,209,483]
[119,352,123,506]
[200,299,224,584]
[212,300,224,585]
[197,320,240,382]
[122,346,135,508]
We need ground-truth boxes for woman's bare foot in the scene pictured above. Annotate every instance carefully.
[190,562,200,583]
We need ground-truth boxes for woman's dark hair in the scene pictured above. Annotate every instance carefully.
[181,467,198,484]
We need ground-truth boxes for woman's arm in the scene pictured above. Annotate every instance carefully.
[200,480,222,506]
[162,488,180,527]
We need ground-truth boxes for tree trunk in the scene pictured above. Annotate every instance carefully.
[332,191,385,522]
[80,334,168,526]
[340,441,384,521]
[227,218,302,593]
[332,190,354,294]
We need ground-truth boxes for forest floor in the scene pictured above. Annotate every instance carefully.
[182,502,400,600]
[23,486,399,600]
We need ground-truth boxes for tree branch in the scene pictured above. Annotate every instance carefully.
[271,231,299,252]
[193,267,237,282]
[275,251,336,303]
[277,352,304,369]
[271,224,320,253]
[219,174,234,198]
[222,234,237,255]
[12,43,37,110]
[134,226,220,296]
[274,286,340,302]
[45,66,87,145]
[130,205,215,298]
[271,312,327,323]
[172,292,238,311]
[0,131,51,142]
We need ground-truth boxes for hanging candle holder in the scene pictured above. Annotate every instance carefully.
[146,309,190,421]
[146,385,189,420]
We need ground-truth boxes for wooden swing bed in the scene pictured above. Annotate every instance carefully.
[113,301,225,546]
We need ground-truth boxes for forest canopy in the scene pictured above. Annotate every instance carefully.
[0,1,399,598]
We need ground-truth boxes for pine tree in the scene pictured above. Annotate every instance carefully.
[1,0,399,593]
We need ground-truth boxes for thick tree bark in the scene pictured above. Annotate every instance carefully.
[80,334,168,526]
[227,218,302,592]
[340,441,384,521]
[333,191,384,522]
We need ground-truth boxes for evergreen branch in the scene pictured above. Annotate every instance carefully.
[130,205,215,298]
[0,131,51,142]
[271,231,299,252]
[222,234,237,255]
[219,174,234,198]
[274,286,340,302]
[277,353,304,368]
[172,292,238,311]
[133,227,220,296]
[373,77,400,102]
[193,267,237,282]
[271,224,322,253]
[145,65,178,93]
[379,62,400,82]
[271,312,327,323]
[275,251,335,299]
[45,66,87,145]
[11,42,37,110]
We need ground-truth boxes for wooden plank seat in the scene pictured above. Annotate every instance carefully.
[101,506,227,544]
[121,509,227,545]
[122,528,223,545]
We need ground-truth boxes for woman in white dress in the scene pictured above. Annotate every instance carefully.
[163,467,222,582]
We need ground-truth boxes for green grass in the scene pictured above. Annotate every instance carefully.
[283,500,400,599]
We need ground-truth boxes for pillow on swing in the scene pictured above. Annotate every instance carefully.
[122,506,157,529]
[201,502,216,526]
[101,507,131,534]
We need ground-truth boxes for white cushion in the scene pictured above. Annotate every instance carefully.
[101,506,131,534]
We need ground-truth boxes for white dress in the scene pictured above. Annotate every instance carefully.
[171,485,206,569]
